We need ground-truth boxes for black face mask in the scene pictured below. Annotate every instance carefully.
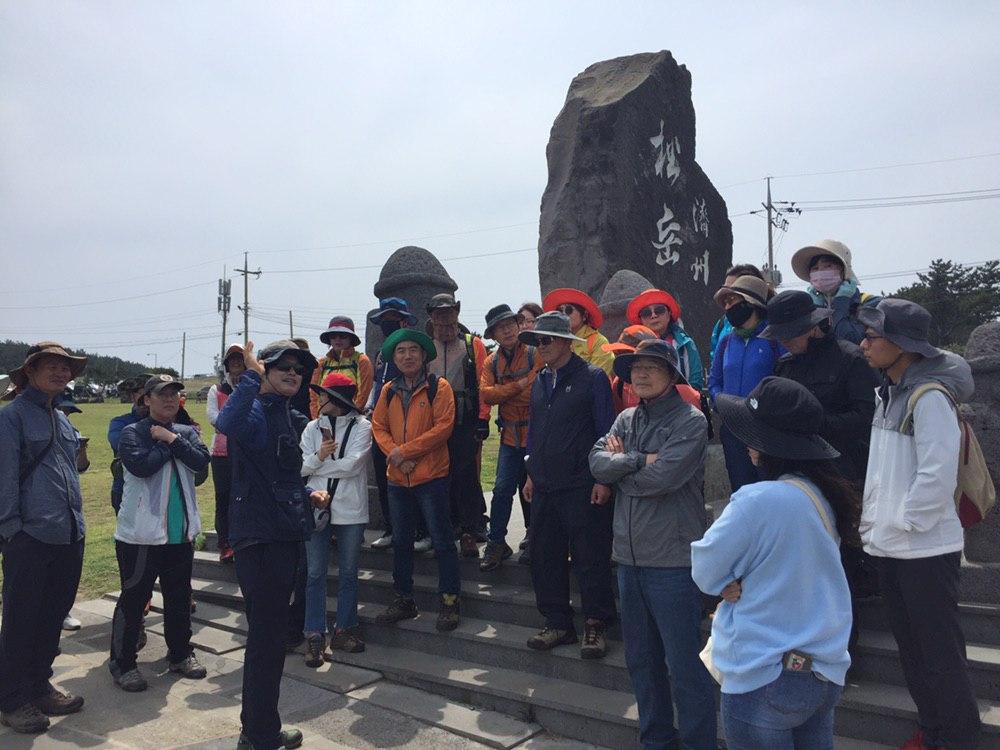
[725,301,755,328]
[379,320,402,337]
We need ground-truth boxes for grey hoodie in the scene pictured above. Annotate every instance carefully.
[590,389,708,567]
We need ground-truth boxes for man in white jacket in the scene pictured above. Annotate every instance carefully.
[300,372,372,666]
[858,299,980,750]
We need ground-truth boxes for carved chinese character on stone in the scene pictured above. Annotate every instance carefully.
[692,197,709,238]
[650,120,681,184]
[691,250,710,285]
[652,205,682,265]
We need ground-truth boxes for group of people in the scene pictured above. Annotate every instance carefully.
[0,237,985,750]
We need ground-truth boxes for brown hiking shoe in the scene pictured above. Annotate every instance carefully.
[581,620,608,659]
[1,702,50,733]
[460,533,480,558]
[329,628,365,654]
[33,685,84,715]
[304,633,327,668]
[375,596,418,624]
[479,541,513,571]
[527,627,577,651]
[436,594,460,632]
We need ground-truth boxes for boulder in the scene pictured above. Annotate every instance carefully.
[963,322,1000,563]
[598,269,655,344]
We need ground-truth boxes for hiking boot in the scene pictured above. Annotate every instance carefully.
[517,543,531,566]
[375,596,418,624]
[436,594,460,632]
[518,535,529,551]
[236,727,304,749]
[169,654,208,679]
[479,541,513,571]
[329,628,365,654]
[413,536,432,553]
[304,633,326,668]
[581,620,608,660]
[114,668,148,692]
[527,627,577,651]
[460,533,480,558]
[33,685,84,715]
[62,614,82,631]
[370,533,393,549]
[1,702,50,733]
[219,544,235,563]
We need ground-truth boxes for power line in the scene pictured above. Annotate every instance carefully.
[0,280,217,311]
[771,151,1000,180]
[779,186,1000,205]
[265,246,535,275]
[798,193,1000,212]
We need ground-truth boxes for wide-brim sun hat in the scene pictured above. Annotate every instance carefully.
[9,341,88,387]
[713,275,770,311]
[791,239,857,283]
[518,311,586,347]
[612,339,689,386]
[382,328,437,361]
[320,316,362,347]
[626,289,682,326]
[258,340,319,370]
[542,288,603,329]
[308,372,360,414]
[716,376,840,461]
[369,297,417,324]
[484,304,520,339]
[857,298,940,358]
[760,290,833,341]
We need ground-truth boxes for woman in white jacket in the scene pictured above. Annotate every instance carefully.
[300,372,372,667]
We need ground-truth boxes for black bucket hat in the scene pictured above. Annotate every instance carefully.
[484,304,520,338]
[857,298,940,358]
[760,290,832,341]
[716,376,840,461]
[613,339,689,386]
[258,339,319,370]
[426,293,461,313]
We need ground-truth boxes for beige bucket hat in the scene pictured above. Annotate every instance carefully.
[9,341,88,387]
[791,240,857,283]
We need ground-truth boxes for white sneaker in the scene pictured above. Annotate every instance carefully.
[62,615,82,631]
[413,536,433,553]
[370,533,393,549]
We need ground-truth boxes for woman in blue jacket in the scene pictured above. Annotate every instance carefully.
[626,288,704,389]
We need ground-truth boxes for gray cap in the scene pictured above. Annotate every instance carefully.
[517,311,585,346]
[857,298,940,358]
[258,340,319,370]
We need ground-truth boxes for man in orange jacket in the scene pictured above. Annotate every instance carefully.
[371,329,461,632]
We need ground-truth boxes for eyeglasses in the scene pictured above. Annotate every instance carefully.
[536,335,556,346]
[639,304,668,319]
[556,304,578,316]
[272,363,305,374]
[862,333,885,342]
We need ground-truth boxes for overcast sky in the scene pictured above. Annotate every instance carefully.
[2,2,998,376]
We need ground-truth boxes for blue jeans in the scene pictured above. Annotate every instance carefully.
[388,478,460,596]
[618,565,717,750]
[488,443,526,544]
[720,423,761,492]
[721,670,842,750]
[304,522,365,633]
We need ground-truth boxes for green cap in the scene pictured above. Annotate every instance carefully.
[381,328,437,361]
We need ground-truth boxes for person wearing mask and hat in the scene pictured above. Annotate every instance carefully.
[364,298,428,551]
[542,288,614,377]
[708,275,784,491]
[0,342,89,733]
[520,312,616,659]
[791,240,881,345]
[310,316,373,418]
[709,264,769,367]
[590,339,716,750]
[371,328,462,632]
[858,299,981,750]
[692,377,857,750]
[300,373,372,665]
[479,304,542,571]
[626,289,704,389]
[110,375,211,693]
[216,340,329,750]
[425,292,491,557]
[206,344,246,563]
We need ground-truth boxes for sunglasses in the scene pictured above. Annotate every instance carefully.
[556,304,578,316]
[536,335,556,346]
[271,363,305,375]
[639,304,669,319]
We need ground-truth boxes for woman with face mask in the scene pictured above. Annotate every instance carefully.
[707,276,785,491]
[791,240,882,345]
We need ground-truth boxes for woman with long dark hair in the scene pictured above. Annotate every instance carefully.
[692,376,857,750]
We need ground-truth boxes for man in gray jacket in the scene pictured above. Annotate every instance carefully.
[590,339,717,750]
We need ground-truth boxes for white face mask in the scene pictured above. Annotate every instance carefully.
[810,268,843,294]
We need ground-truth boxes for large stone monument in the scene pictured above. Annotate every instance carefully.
[963,321,1000,564]
[538,51,733,352]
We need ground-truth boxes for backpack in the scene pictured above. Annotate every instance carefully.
[901,383,996,528]
[490,345,536,383]
[385,374,440,408]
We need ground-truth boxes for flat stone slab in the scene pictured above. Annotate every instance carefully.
[348,681,541,749]
[178,732,357,750]
[145,619,246,656]
[228,647,382,695]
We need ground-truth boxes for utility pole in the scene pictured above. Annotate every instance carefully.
[234,252,261,346]
[750,176,801,288]
[766,177,774,276]
[289,310,294,337]
[217,269,232,362]
[181,332,186,381]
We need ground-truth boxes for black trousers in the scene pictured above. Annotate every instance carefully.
[372,434,427,539]
[236,541,299,749]
[530,486,615,630]
[877,552,981,750]
[447,416,487,535]
[518,471,530,530]
[211,455,233,547]
[0,532,84,712]
[288,542,306,642]
[110,541,194,676]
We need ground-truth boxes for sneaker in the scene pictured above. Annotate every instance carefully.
[219,544,235,563]
[62,614,82,631]
[375,596,419,624]
[517,544,531,566]
[527,627,577,651]
[413,536,433,553]
[370,533,393,549]
[898,730,927,750]
[168,654,208,679]
[460,533,480,558]
[304,633,326,668]
[479,541,513,571]
[581,620,608,660]
[33,685,84,715]
[329,628,365,654]
[0,702,50,733]
[236,727,304,749]
[136,623,147,652]
[114,668,148,692]
[436,594,460,632]
[518,535,529,551]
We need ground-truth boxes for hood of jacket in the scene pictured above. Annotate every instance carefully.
[899,350,974,402]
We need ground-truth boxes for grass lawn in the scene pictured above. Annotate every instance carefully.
[2,400,501,602]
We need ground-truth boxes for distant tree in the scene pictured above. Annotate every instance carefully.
[890,260,1000,351]
[0,340,177,384]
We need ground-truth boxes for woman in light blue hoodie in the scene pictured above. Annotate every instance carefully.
[692,376,859,750]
